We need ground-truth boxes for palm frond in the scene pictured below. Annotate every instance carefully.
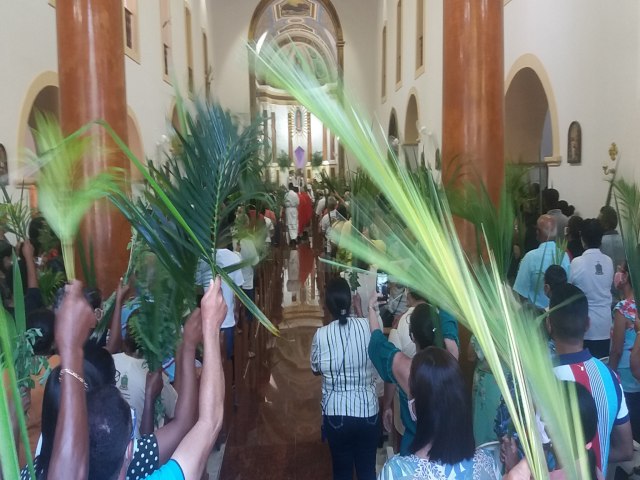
[613,178,640,303]
[98,101,279,335]
[129,262,181,372]
[252,43,588,478]
[31,112,122,280]
[38,268,65,308]
[0,186,32,241]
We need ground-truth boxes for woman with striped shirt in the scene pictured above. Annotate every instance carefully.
[311,278,379,480]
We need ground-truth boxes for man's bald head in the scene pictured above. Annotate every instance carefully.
[537,214,558,242]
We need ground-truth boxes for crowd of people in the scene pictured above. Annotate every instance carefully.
[4,175,640,480]
[308,185,640,479]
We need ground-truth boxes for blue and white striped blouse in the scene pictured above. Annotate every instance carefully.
[310,317,378,418]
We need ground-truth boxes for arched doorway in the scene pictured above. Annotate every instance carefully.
[17,73,61,203]
[403,94,420,169]
[388,108,399,163]
[127,108,144,183]
[249,0,344,182]
[505,57,559,187]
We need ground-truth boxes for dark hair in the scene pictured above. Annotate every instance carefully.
[599,205,618,231]
[38,362,104,479]
[407,289,427,304]
[580,218,604,249]
[83,342,117,385]
[0,240,12,263]
[288,183,295,190]
[567,215,583,239]
[336,204,348,220]
[27,309,55,356]
[558,200,575,217]
[549,284,588,342]
[83,286,103,310]
[409,347,475,463]
[544,265,567,294]
[87,385,132,480]
[542,188,560,210]
[561,381,598,480]
[409,303,436,350]
[326,278,351,325]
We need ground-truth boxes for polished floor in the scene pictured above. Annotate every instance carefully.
[219,238,334,479]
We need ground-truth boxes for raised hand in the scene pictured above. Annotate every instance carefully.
[201,276,227,337]
[21,239,35,261]
[116,276,132,301]
[145,370,164,402]
[183,308,203,347]
[55,280,95,355]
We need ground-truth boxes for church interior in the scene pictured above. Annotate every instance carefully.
[3,1,640,479]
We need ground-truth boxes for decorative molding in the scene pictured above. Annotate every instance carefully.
[505,54,561,165]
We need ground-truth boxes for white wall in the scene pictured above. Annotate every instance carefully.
[374,0,444,171]
[505,0,640,217]
[0,0,58,189]
[209,0,379,168]
[0,0,212,198]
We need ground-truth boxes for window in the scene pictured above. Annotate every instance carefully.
[203,32,210,98]
[381,26,387,99]
[396,0,402,86]
[160,0,172,82]
[185,5,194,94]
[416,0,424,72]
[123,0,139,62]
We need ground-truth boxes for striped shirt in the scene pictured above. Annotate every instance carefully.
[554,349,629,476]
[311,317,378,418]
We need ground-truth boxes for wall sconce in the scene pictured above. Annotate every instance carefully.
[602,142,618,176]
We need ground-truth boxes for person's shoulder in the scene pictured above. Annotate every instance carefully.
[216,248,241,264]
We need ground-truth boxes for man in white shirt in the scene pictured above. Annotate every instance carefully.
[195,240,244,361]
[238,234,258,357]
[319,196,338,255]
[569,218,614,359]
[315,191,327,220]
[284,183,300,247]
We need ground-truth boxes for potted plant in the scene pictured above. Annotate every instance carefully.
[311,151,324,173]
[277,150,292,185]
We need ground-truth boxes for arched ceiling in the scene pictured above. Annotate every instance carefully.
[253,0,339,86]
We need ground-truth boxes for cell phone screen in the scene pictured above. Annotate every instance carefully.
[376,273,389,300]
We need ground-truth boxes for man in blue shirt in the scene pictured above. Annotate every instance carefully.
[513,214,570,310]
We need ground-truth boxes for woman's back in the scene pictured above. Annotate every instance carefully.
[311,317,377,418]
[379,447,501,480]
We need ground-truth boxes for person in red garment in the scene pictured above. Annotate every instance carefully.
[298,186,314,241]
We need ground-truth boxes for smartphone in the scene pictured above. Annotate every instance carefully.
[376,272,389,301]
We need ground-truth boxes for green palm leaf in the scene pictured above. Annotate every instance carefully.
[252,43,587,478]
[613,178,640,303]
[30,112,122,280]
[0,186,32,242]
[98,101,279,335]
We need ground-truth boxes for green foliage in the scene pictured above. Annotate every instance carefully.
[30,112,122,280]
[311,151,324,168]
[101,100,278,335]
[613,178,640,303]
[37,268,65,308]
[0,255,43,479]
[277,150,292,169]
[129,262,180,372]
[252,43,588,478]
[77,238,97,289]
[0,186,32,242]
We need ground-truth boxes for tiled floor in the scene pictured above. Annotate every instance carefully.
[219,240,334,479]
